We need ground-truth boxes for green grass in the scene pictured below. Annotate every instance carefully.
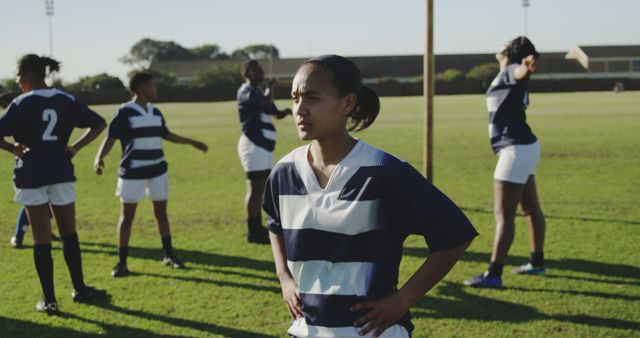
[1,91,639,337]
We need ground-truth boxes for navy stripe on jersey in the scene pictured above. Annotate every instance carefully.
[108,102,169,179]
[301,294,414,333]
[237,83,278,152]
[486,63,537,153]
[0,88,105,188]
[283,228,380,262]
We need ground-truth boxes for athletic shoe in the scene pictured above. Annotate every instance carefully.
[10,236,23,248]
[512,263,546,275]
[72,286,109,303]
[51,234,61,242]
[111,262,129,278]
[163,255,186,269]
[463,272,503,288]
[36,301,59,315]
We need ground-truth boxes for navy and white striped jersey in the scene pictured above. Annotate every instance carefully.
[264,141,478,338]
[0,89,105,188]
[486,63,537,154]
[237,83,278,152]
[108,102,169,179]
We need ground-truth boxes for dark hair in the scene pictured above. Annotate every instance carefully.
[18,54,60,80]
[241,60,260,77]
[302,55,380,132]
[129,71,154,93]
[505,36,540,65]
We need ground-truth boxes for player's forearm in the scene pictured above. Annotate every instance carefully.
[95,137,115,161]
[71,122,107,152]
[269,232,294,282]
[397,240,471,308]
[164,131,194,145]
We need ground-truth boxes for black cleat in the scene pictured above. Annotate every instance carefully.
[111,262,130,278]
[10,236,23,248]
[36,301,59,315]
[72,286,109,303]
[51,234,61,242]
[163,255,185,269]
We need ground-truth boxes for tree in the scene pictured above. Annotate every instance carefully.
[190,44,229,60]
[465,63,500,87]
[231,44,279,60]
[436,69,464,82]
[66,73,125,92]
[126,69,179,90]
[190,63,242,88]
[120,38,194,67]
[1,78,20,92]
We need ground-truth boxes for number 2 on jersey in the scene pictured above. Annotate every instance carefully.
[42,109,58,141]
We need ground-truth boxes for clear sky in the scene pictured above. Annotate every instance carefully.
[1,0,638,82]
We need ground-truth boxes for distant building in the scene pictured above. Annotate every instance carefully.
[565,45,640,76]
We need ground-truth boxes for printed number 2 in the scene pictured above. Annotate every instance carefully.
[42,109,58,141]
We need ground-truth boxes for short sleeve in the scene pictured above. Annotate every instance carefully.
[160,114,170,138]
[392,162,478,253]
[263,172,283,235]
[0,103,20,137]
[72,99,105,129]
[107,109,127,139]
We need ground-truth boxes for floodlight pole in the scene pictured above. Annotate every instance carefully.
[45,0,54,56]
[423,0,434,181]
[522,0,529,36]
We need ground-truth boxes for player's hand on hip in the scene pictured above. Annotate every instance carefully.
[351,292,411,337]
[94,159,104,175]
[280,275,303,320]
[12,143,30,159]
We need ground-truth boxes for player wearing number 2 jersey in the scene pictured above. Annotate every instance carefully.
[0,54,109,314]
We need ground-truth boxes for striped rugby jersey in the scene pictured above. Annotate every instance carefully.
[264,140,478,338]
[237,83,278,152]
[486,63,537,154]
[108,102,169,179]
[0,88,105,188]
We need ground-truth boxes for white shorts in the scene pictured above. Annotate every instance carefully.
[14,182,76,206]
[116,172,169,203]
[494,141,541,184]
[237,134,274,177]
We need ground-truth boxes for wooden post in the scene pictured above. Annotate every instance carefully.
[424,0,434,180]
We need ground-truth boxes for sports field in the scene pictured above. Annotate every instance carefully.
[0,91,638,337]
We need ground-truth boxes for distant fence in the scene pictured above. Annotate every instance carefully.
[69,78,640,105]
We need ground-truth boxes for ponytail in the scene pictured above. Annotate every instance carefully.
[303,54,380,131]
[17,54,61,80]
[347,86,380,132]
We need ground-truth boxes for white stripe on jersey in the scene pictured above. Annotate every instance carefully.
[262,129,277,141]
[128,115,163,129]
[279,195,380,235]
[129,158,165,169]
[288,319,410,338]
[288,260,373,296]
[132,137,163,150]
[259,112,272,123]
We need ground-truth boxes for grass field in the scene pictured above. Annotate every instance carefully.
[0,91,638,337]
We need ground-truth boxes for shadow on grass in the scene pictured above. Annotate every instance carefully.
[77,241,275,273]
[414,282,640,330]
[404,247,640,284]
[140,271,280,294]
[460,206,640,226]
[87,302,274,337]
